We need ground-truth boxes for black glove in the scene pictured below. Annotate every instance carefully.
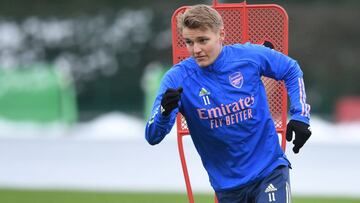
[263,40,274,49]
[286,120,312,153]
[160,87,183,116]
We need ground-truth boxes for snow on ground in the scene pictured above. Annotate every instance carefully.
[0,112,359,197]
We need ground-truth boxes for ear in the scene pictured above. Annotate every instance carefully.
[219,28,225,42]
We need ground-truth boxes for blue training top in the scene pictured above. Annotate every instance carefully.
[145,43,310,192]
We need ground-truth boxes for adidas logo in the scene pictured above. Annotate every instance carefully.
[265,183,278,193]
[199,88,210,97]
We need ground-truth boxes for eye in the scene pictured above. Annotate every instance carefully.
[198,38,209,44]
[184,39,193,46]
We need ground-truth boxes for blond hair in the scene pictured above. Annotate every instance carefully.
[177,4,223,33]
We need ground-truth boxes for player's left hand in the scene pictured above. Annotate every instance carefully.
[286,120,312,153]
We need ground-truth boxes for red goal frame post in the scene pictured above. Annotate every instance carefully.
[171,1,289,202]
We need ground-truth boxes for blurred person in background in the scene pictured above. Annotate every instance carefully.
[145,4,311,203]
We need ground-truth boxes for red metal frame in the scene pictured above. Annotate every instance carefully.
[172,1,289,202]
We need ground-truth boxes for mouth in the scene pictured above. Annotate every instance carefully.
[195,55,207,61]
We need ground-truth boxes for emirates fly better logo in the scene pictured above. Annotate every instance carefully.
[229,72,244,89]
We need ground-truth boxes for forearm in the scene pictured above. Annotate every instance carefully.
[145,106,177,145]
[283,63,310,124]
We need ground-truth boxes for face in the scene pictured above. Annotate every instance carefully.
[182,27,225,67]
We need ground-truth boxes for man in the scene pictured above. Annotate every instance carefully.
[145,4,311,203]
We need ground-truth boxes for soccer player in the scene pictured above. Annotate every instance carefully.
[145,4,311,203]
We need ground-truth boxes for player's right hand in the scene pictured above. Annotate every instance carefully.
[160,87,183,116]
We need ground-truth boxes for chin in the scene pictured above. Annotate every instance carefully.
[196,60,210,67]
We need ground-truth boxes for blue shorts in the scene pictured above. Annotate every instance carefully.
[215,166,291,203]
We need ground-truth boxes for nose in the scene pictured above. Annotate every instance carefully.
[193,43,201,54]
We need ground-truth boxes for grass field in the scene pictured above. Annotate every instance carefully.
[1,189,360,203]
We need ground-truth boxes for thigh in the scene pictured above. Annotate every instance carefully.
[216,186,251,203]
[254,166,291,203]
